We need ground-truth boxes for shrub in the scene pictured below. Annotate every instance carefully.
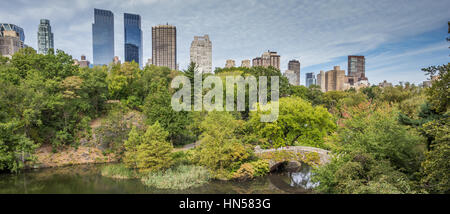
[232,160,269,180]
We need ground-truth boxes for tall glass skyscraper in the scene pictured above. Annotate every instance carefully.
[124,13,142,67]
[92,9,114,66]
[37,19,54,54]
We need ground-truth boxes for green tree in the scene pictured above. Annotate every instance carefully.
[420,118,450,193]
[312,103,426,193]
[192,111,250,178]
[247,97,336,148]
[136,122,173,173]
[123,122,173,173]
[143,79,192,146]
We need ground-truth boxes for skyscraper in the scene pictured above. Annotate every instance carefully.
[37,19,54,54]
[92,8,114,66]
[152,24,176,70]
[348,56,365,80]
[305,72,316,87]
[0,23,24,58]
[124,13,142,67]
[252,50,280,70]
[190,35,212,73]
[288,59,300,85]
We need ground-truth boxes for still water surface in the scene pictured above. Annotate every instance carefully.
[0,164,318,194]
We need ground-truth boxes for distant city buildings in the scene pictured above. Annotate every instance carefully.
[225,59,235,68]
[288,59,300,85]
[124,13,142,67]
[146,58,152,66]
[74,55,90,68]
[92,9,114,66]
[0,23,24,58]
[241,59,251,68]
[378,80,393,88]
[152,24,177,70]
[283,70,296,85]
[37,19,54,54]
[190,34,212,73]
[252,50,280,70]
[305,72,316,87]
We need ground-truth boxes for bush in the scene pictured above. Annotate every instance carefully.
[101,164,136,179]
[232,160,269,180]
[141,165,210,190]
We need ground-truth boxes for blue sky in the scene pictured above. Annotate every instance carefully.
[1,0,449,85]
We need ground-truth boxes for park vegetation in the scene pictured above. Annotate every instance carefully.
[0,47,448,193]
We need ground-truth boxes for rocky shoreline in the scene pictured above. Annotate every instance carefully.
[26,145,119,169]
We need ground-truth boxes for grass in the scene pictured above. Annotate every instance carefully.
[141,165,210,190]
[101,164,137,179]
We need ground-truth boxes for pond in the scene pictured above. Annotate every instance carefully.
[0,163,318,194]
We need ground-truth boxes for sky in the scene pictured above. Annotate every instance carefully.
[1,0,449,85]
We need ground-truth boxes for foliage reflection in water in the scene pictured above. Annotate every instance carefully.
[0,163,317,194]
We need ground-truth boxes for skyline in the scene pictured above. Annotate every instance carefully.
[1,0,449,85]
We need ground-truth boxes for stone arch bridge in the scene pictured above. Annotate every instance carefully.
[254,146,331,172]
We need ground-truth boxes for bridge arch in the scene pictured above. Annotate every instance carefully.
[254,146,331,171]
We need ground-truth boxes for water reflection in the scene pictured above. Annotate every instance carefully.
[289,165,319,189]
[0,163,318,194]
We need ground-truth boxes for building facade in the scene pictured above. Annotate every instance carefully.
[284,70,296,85]
[305,72,316,88]
[0,23,24,58]
[317,66,346,92]
[241,59,251,68]
[225,59,235,68]
[0,23,24,43]
[92,9,114,66]
[37,19,54,54]
[152,24,177,70]
[124,13,142,67]
[252,50,280,70]
[288,59,300,85]
[316,70,326,92]
[190,34,212,73]
[347,56,365,82]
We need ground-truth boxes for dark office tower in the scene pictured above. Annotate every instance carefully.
[288,59,300,86]
[37,19,53,54]
[124,13,142,67]
[92,9,114,66]
[348,55,365,80]
[152,24,177,70]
